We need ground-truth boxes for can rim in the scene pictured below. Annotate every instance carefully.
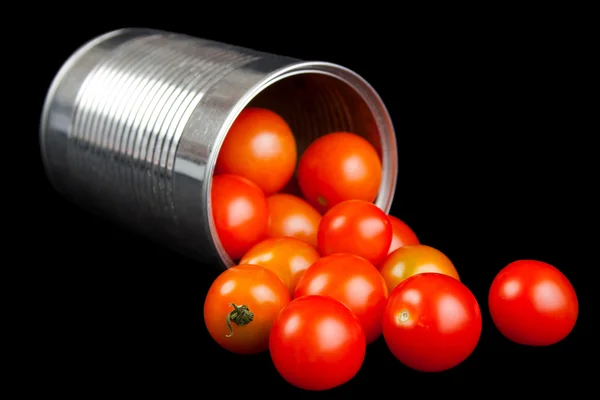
[205,61,398,268]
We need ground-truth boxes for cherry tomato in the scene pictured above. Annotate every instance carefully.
[382,273,482,372]
[318,200,392,266]
[378,244,460,293]
[488,259,578,346]
[211,174,269,260]
[388,215,419,254]
[239,237,320,295]
[203,264,290,355]
[297,132,382,213]
[269,295,366,391]
[266,193,321,248]
[215,108,297,195]
[294,254,388,343]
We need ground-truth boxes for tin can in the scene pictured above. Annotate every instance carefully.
[40,28,397,269]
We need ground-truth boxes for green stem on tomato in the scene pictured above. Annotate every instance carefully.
[225,303,254,338]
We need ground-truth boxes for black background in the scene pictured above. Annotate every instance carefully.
[26,7,593,397]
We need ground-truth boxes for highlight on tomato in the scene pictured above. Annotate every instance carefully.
[203,264,290,355]
[387,215,419,254]
[318,200,392,266]
[211,174,269,261]
[382,273,482,372]
[378,244,460,293]
[215,107,297,195]
[269,295,366,391]
[266,193,322,248]
[294,253,388,344]
[239,237,320,295]
[297,132,382,213]
[488,259,578,346]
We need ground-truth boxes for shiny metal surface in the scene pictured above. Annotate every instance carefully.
[40,28,398,269]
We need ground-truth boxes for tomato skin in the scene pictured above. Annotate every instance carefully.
[269,295,366,391]
[211,174,269,260]
[382,273,482,372]
[203,264,290,355]
[387,215,419,254]
[215,108,297,195]
[378,244,460,293]
[297,132,382,213]
[239,237,320,295]
[488,260,578,346]
[294,254,387,343]
[266,194,322,248]
[318,200,392,266]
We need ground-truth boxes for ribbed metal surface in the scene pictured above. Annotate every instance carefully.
[41,29,397,268]
[68,34,258,226]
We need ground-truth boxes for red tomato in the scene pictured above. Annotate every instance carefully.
[269,295,366,391]
[378,244,460,293]
[294,254,388,343]
[215,108,297,195]
[387,215,419,254]
[266,193,321,248]
[239,237,320,295]
[318,200,392,266]
[488,260,578,346]
[203,264,290,355]
[382,273,482,372]
[297,132,382,213]
[211,174,269,260]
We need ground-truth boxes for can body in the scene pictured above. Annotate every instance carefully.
[40,28,397,269]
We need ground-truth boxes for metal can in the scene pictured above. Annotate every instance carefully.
[40,28,397,269]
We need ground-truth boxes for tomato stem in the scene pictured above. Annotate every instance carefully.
[225,303,254,338]
[398,310,410,323]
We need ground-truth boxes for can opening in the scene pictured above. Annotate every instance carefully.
[247,73,384,162]
[208,65,396,268]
